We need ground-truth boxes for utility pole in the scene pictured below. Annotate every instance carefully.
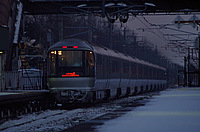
[187,47,190,86]
[123,27,126,53]
[109,22,113,49]
[184,56,187,86]
[198,34,200,86]
[59,15,63,41]
[173,15,200,87]
[87,15,92,42]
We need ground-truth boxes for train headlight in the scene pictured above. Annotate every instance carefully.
[58,51,62,55]
[51,51,56,54]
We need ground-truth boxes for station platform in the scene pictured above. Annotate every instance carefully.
[0,90,50,105]
[65,87,200,132]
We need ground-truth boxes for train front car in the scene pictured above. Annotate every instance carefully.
[47,39,95,103]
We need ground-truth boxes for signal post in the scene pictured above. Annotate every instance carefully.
[174,15,200,86]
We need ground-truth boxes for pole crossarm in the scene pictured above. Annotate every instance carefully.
[174,20,200,25]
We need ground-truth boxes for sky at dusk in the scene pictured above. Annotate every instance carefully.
[121,13,200,66]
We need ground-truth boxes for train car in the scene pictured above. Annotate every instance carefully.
[47,39,166,104]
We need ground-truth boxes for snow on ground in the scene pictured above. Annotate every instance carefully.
[96,87,200,132]
[0,94,151,132]
[0,107,110,132]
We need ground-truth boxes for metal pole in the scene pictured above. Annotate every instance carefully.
[59,15,63,41]
[187,47,190,86]
[88,15,92,42]
[184,56,187,86]
[198,35,200,86]
[0,54,5,91]
[177,70,180,86]
[123,27,126,53]
[0,55,2,91]
[109,22,113,49]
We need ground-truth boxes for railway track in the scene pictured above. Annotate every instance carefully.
[0,94,56,120]
[0,110,67,131]
[0,92,158,132]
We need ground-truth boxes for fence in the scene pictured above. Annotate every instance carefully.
[3,69,43,91]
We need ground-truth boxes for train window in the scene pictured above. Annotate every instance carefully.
[58,51,82,67]
[112,60,119,73]
[97,54,102,65]
[149,68,153,78]
[131,63,137,74]
[49,51,56,76]
[86,51,94,66]
[138,65,143,75]
[48,50,95,77]
[123,62,129,73]
[152,69,155,78]
[86,51,95,76]
[144,67,148,78]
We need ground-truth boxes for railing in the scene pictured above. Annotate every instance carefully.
[2,69,43,91]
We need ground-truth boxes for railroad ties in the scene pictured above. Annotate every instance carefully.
[0,91,56,120]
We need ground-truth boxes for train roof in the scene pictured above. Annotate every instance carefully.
[49,39,166,71]
[48,39,93,51]
[91,42,166,71]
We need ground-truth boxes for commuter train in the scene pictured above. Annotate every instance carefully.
[47,39,166,104]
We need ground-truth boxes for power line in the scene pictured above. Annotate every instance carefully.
[136,16,168,43]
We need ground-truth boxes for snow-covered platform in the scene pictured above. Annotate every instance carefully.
[65,87,200,132]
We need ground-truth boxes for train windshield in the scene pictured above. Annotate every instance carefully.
[48,50,95,77]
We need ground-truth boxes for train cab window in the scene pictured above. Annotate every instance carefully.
[48,50,95,77]
[58,51,82,67]
[49,51,56,76]
[86,51,95,76]
[86,51,94,66]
